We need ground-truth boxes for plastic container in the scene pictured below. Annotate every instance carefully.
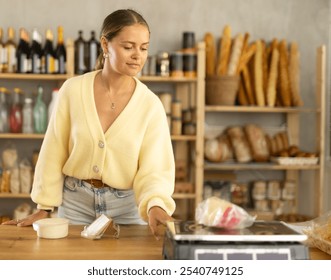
[33,218,69,239]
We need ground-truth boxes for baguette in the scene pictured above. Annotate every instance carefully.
[266,44,280,107]
[216,25,232,75]
[289,41,303,106]
[242,65,255,105]
[261,40,269,103]
[238,79,249,105]
[227,33,244,75]
[278,40,292,106]
[237,42,256,74]
[254,40,265,106]
[204,32,216,76]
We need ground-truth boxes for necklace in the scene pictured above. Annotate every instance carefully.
[101,75,133,111]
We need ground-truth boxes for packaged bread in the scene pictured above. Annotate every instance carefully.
[227,126,252,163]
[204,32,216,76]
[216,25,232,76]
[244,124,270,162]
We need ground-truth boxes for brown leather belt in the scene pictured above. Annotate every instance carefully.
[83,179,107,188]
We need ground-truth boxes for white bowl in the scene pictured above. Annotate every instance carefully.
[33,218,69,239]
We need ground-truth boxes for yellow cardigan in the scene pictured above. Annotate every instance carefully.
[31,70,176,221]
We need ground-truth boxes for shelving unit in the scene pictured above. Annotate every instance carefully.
[0,39,75,217]
[203,45,326,218]
[0,40,206,221]
[140,41,206,219]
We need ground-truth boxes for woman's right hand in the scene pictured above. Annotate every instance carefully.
[1,210,49,227]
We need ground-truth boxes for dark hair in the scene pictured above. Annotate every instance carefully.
[95,9,150,70]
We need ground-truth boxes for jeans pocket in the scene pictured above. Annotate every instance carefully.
[63,176,78,192]
[114,189,133,198]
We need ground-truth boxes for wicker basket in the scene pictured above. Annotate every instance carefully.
[206,75,240,105]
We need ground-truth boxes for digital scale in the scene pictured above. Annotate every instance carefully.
[162,220,309,260]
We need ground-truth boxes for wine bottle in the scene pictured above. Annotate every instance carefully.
[16,28,31,73]
[74,30,87,74]
[30,28,43,74]
[33,85,47,133]
[3,27,16,73]
[55,26,66,74]
[42,29,56,74]
[9,87,23,133]
[0,87,10,133]
[88,31,100,71]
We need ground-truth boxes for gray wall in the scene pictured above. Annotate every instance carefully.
[0,0,330,215]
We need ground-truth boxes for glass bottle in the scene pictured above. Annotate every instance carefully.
[0,28,4,73]
[3,27,17,73]
[0,87,10,132]
[9,87,23,133]
[74,30,87,74]
[16,28,31,73]
[55,26,66,74]
[22,96,34,134]
[33,85,47,133]
[30,28,43,74]
[42,29,56,74]
[88,31,99,71]
[48,88,58,123]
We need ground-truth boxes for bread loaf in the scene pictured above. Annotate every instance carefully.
[238,79,249,105]
[204,138,222,162]
[289,42,303,106]
[227,126,252,163]
[244,124,270,162]
[237,42,256,74]
[227,33,243,75]
[217,25,232,75]
[204,32,216,76]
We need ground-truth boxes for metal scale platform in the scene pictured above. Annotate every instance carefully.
[162,220,309,260]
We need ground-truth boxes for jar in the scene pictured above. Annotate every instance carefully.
[169,52,183,77]
[182,32,196,51]
[183,52,197,77]
[156,52,170,77]
[22,97,34,134]
[0,87,10,133]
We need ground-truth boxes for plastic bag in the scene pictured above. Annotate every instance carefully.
[195,196,256,229]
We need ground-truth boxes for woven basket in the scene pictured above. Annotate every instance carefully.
[206,75,240,105]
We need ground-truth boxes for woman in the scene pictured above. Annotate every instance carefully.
[2,9,176,239]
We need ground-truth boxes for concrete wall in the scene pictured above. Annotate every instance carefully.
[0,0,330,215]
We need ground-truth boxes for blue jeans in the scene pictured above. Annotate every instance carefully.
[58,176,146,225]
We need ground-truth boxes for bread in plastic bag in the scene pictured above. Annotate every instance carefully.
[196,196,256,229]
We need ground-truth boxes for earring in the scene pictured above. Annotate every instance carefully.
[103,53,109,59]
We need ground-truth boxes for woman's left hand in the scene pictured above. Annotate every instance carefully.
[148,206,173,240]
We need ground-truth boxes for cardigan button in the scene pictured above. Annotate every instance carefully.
[93,165,99,173]
[98,140,105,148]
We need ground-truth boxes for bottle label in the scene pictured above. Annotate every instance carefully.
[78,44,86,72]
[46,54,55,74]
[89,43,97,71]
[7,45,16,73]
[32,54,41,73]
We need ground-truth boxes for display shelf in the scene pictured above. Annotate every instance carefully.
[203,45,326,217]
[0,133,45,139]
[204,161,321,171]
[0,73,71,80]
[0,193,31,198]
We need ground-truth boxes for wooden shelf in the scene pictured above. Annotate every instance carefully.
[0,193,31,198]
[0,133,44,139]
[139,76,197,83]
[204,161,321,171]
[171,135,196,141]
[0,73,70,80]
[205,105,317,113]
[172,193,196,199]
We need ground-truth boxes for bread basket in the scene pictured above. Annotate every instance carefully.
[205,75,240,105]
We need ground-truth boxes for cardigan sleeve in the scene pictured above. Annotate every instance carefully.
[132,98,176,221]
[30,79,72,210]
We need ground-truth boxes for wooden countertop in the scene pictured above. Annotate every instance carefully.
[0,224,330,260]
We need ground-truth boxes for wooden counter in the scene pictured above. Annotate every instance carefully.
[0,224,330,260]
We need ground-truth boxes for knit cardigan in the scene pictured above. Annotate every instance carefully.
[31,70,176,221]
